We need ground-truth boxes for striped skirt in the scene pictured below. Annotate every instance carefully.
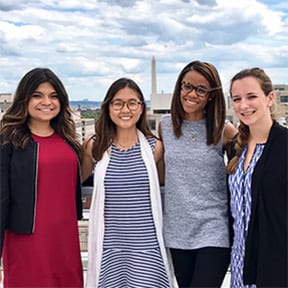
[98,248,169,287]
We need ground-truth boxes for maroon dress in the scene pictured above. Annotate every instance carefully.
[3,132,83,287]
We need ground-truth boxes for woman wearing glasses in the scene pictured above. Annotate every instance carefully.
[81,78,175,288]
[159,61,237,287]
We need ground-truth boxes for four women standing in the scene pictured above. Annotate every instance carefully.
[1,65,286,288]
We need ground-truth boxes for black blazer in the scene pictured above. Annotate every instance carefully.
[243,123,287,287]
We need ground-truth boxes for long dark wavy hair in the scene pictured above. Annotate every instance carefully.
[170,60,226,145]
[227,67,275,175]
[0,67,81,156]
[92,77,154,161]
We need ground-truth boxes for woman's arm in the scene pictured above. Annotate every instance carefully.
[223,121,238,146]
[223,121,238,161]
[154,139,165,186]
[81,136,95,183]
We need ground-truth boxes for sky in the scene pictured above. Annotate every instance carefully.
[0,0,287,101]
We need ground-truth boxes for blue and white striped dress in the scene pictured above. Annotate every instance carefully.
[228,144,265,288]
[98,138,169,288]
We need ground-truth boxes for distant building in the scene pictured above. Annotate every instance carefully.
[0,93,13,120]
[0,93,13,103]
[77,118,95,143]
[69,110,95,143]
[273,84,288,126]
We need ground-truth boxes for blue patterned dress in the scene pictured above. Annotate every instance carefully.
[97,138,169,288]
[228,144,265,288]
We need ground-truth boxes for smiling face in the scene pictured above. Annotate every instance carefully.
[231,76,274,127]
[180,70,211,121]
[27,82,61,126]
[109,86,143,130]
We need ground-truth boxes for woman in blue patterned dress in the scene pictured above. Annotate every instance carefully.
[81,78,175,288]
[227,67,287,287]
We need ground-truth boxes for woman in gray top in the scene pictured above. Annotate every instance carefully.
[159,61,237,288]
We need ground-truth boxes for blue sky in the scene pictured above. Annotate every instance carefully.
[0,0,287,101]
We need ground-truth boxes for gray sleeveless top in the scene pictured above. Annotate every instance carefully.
[160,114,230,249]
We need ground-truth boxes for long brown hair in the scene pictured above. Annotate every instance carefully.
[227,67,275,174]
[0,67,81,157]
[92,77,154,161]
[170,60,226,145]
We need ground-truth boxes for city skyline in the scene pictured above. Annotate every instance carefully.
[0,0,287,101]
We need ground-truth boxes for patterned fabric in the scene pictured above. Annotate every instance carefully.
[97,138,169,288]
[228,144,265,288]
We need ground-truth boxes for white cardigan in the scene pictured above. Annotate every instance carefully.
[85,130,176,288]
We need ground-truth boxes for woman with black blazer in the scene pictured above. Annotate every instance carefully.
[0,68,83,287]
[227,67,287,287]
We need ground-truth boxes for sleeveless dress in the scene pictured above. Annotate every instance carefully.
[228,144,264,288]
[97,138,169,288]
[3,132,83,287]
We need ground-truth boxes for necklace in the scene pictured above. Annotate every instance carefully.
[191,134,197,142]
[117,141,136,149]
[118,142,127,148]
[115,137,138,149]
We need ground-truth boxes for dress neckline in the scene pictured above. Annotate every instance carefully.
[31,131,56,139]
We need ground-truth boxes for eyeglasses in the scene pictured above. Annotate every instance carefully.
[110,99,143,111]
[181,81,220,98]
